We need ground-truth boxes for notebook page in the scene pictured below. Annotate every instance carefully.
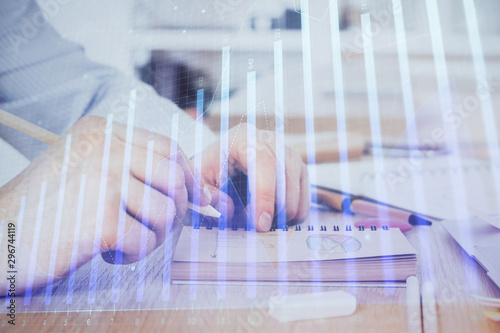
[173,226,416,263]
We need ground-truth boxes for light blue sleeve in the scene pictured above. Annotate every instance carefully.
[0,0,215,160]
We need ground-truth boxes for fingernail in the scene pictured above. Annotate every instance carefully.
[258,212,272,232]
[203,186,212,204]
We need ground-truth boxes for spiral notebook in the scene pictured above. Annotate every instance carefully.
[312,156,500,222]
[171,223,417,283]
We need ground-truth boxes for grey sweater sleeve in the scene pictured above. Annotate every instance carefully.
[0,0,215,160]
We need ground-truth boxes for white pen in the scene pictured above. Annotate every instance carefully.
[187,202,221,218]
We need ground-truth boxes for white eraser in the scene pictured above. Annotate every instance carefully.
[269,291,357,322]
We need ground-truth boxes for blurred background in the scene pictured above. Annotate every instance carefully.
[41,0,500,160]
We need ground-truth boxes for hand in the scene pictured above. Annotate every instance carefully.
[0,115,210,294]
[199,123,310,232]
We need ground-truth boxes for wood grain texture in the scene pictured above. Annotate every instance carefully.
[3,211,500,332]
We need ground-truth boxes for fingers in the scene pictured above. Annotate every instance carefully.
[126,176,179,245]
[283,146,302,221]
[261,131,309,226]
[113,121,175,158]
[116,122,211,207]
[129,144,211,208]
[173,152,212,207]
[122,213,157,263]
[252,141,277,232]
[128,145,165,186]
[135,158,189,220]
[227,125,313,231]
[102,213,157,265]
[293,163,310,225]
[211,190,235,222]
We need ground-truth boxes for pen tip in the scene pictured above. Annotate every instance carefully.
[409,215,432,226]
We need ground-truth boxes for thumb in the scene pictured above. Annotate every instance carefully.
[172,151,212,207]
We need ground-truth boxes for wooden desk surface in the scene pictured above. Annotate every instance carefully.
[3,210,500,332]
